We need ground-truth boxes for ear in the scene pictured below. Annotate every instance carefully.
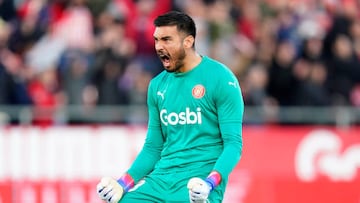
[183,35,195,49]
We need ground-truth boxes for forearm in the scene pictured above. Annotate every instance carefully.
[127,143,162,182]
[213,123,243,180]
[127,128,163,182]
[213,143,242,177]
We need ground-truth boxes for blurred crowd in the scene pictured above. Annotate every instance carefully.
[1,0,360,123]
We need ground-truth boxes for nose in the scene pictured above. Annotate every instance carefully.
[155,41,164,52]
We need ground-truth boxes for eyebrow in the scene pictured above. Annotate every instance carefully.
[154,36,172,41]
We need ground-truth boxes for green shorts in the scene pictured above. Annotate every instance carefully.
[119,169,225,203]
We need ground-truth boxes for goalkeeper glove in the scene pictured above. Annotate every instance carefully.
[187,171,221,203]
[187,177,211,203]
[96,174,134,203]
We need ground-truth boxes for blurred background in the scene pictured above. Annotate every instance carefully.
[0,0,359,202]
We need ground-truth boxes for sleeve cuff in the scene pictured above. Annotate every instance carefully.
[205,171,222,191]
[117,173,135,192]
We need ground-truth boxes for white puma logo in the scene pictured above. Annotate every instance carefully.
[157,90,166,100]
[228,81,237,88]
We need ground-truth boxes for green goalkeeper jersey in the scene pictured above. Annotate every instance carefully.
[128,56,244,183]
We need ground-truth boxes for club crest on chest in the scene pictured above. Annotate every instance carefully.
[192,84,205,99]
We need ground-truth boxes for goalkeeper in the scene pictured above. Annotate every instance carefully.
[97,11,244,203]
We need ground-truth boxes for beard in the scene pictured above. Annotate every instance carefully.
[164,47,186,73]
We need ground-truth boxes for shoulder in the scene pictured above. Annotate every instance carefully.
[149,70,169,87]
[202,56,237,80]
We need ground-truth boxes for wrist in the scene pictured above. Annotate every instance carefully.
[205,171,221,191]
[117,173,135,192]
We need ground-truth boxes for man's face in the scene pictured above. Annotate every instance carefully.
[154,25,186,72]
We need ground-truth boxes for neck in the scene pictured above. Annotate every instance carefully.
[181,51,202,72]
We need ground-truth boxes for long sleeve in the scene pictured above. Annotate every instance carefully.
[126,81,164,182]
[212,71,244,178]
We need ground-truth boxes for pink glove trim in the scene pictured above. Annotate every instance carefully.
[117,173,135,192]
[205,171,221,191]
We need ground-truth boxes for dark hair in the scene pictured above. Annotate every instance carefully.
[154,11,196,39]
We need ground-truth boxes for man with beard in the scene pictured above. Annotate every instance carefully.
[97,11,244,203]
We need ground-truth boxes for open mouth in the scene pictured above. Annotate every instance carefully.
[158,54,171,67]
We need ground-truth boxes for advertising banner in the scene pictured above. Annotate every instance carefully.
[225,126,360,203]
[0,125,359,203]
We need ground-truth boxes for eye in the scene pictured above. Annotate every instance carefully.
[163,37,171,42]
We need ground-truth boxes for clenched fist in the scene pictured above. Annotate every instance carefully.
[97,177,125,203]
